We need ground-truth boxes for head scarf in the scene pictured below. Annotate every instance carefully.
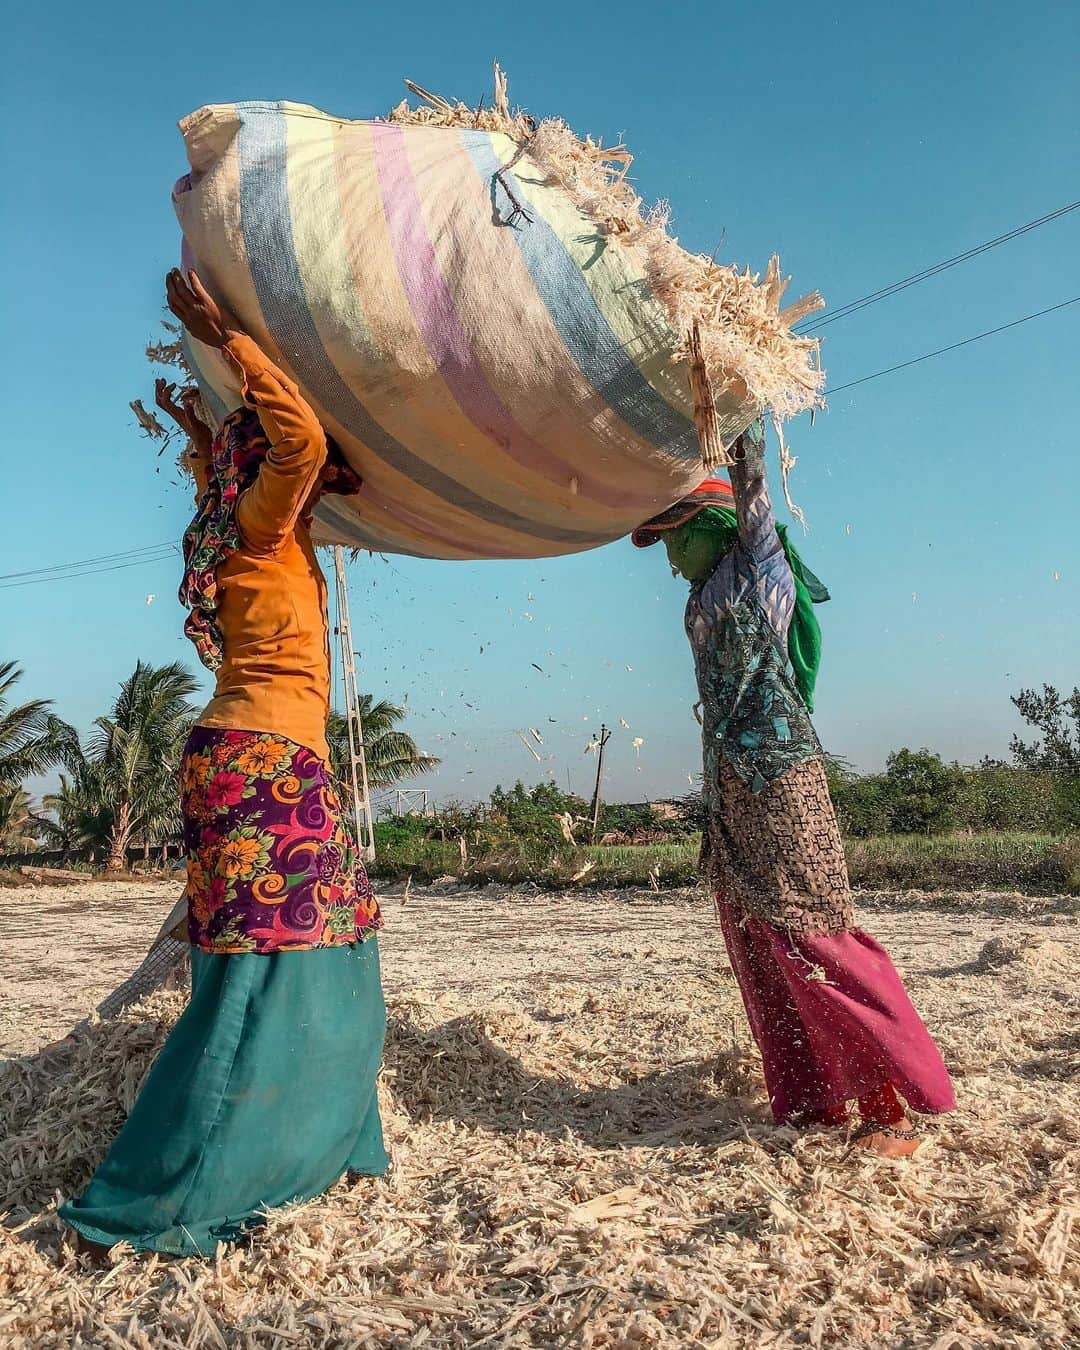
[179,408,270,671]
[630,477,736,546]
[632,480,831,711]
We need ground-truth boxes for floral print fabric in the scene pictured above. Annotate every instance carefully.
[179,408,270,672]
[181,727,381,954]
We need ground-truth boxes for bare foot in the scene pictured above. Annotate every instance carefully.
[854,1117,923,1158]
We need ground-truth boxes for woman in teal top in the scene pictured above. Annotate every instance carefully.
[633,421,954,1155]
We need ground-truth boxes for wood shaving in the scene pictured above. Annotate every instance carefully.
[386,66,826,434]
[1,881,1077,1347]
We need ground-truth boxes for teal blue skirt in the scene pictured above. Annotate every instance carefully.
[60,938,387,1256]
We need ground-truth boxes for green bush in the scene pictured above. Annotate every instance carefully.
[374,814,432,852]
[488,781,587,843]
[832,774,889,838]
[829,755,1080,837]
[880,749,965,834]
[954,763,1062,832]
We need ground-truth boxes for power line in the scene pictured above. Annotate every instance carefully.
[796,199,1080,334]
[0,541,175,583]
[0,549,180,591]
[825,295,1080,397]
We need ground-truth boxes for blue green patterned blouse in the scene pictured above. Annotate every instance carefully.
[686,428,820,794]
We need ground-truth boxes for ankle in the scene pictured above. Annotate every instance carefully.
[857,1081,906,1128]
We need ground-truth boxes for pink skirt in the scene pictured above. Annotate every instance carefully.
[717,903,955,1123]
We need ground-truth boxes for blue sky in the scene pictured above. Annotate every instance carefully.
[3,0,1078,803]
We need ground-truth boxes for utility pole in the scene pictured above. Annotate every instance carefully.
[588,724,612,842]
[332,547,375,863]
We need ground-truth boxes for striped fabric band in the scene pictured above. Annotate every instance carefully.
[174,101,755,560]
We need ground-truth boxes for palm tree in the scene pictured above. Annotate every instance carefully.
[327,696,439,796]
[0,661,73,793]
[0,662,77,856]
[38,762,113,859]
[87,661,199,871]
[0,785,35,851]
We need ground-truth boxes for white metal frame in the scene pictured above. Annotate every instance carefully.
[332,546,376,863]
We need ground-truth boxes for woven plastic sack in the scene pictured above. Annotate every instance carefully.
[174,88,822,560]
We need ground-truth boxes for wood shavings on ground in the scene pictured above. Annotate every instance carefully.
[1,882,1078,1347]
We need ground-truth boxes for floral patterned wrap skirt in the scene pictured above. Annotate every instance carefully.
[181,727,381,954]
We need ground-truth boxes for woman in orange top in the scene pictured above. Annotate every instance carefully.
[62,272,387,1259]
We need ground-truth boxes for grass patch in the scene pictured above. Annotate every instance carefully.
[371,831,1080,895]
[846,831,1079,893]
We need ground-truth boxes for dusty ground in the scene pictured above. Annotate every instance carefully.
[1,879,1078,1347]
[1,878,1073,1056]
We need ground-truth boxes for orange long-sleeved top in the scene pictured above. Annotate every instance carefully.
[192,334,333,762]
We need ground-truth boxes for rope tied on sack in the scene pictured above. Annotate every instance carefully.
[494,138,536,227]
[688,323,808,524]
[688,321,732,473]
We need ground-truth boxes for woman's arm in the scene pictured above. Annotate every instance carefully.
[222,335,328,552]
[729,419,783,564]
[165,268,327,550]
[155,379,212,500]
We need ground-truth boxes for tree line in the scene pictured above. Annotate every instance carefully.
[823,687,1080,836]
[0,660,436,869]
[3,660,1077,868]
[382,686,1080,849]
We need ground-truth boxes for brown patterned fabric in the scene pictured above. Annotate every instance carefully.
[704,756,854,935]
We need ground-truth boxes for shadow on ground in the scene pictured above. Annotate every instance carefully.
[2,1001,771,1221]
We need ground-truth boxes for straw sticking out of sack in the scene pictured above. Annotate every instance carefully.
[389,66,827,443]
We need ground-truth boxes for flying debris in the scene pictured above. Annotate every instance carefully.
[130,399,167,440]
[618,718,630,729]
[631,736,644,754]
[626,665,633,672]
[516,730,542,762]
[145,594,156,605]
[531,663,544,673]
[529,728,544,744]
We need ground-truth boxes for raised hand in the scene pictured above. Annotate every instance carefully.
[165,268,239,350]
[155,378,212,457]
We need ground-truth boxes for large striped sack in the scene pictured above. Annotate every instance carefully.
[174,78,824,560]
